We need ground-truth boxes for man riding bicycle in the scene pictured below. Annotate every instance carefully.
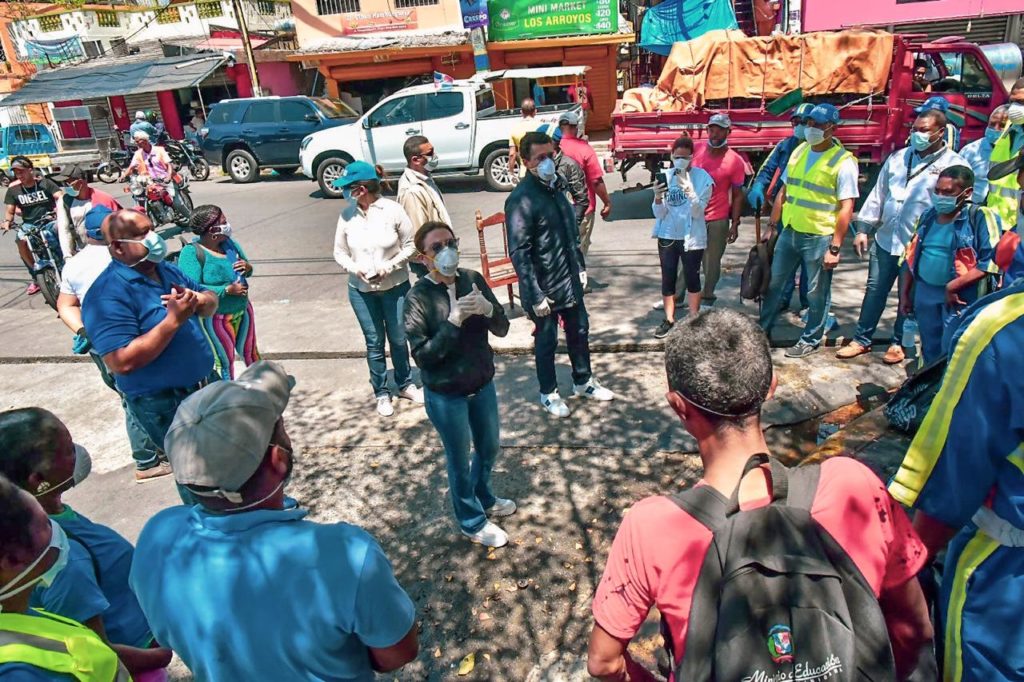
[1,155,61,296]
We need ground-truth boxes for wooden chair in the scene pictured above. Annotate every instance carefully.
[475,210,518,309]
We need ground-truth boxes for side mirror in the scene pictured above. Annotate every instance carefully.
[362,118,372,130]
[304,113,319,123]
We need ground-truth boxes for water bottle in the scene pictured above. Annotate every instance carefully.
[902,317,918,350]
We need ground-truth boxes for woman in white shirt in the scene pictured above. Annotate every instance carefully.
[652,136,714,338]
[333,162,424,417]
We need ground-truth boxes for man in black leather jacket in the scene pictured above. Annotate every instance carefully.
[403,221,516,549]
[505,131,615,418]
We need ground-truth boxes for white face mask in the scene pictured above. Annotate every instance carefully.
[425,155,439,171]
[804,127,827,145]
[672,157,690,171]
[0,519,70,609]
[214,222,233,239]
[34,443,91,497]
[433,246,460,278]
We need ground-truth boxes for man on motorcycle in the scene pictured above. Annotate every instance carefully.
[122,131,187,221]
[147,111,168,145]
[54,165,121,259]
[1,156,61,295]
[129,111,158,140]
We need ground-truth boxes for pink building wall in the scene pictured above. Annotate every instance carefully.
[803,0,1023,32]
[256,62,301,97]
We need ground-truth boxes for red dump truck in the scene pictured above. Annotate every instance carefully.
[611,31,1021,182]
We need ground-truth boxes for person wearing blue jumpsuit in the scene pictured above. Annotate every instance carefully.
[890,274,1024,681]
[747,102,815,312]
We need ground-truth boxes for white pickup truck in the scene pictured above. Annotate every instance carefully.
[299,75,582,197]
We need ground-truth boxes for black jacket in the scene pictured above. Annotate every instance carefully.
[555,152,589,228]
[403,268,510,396]
[504,171,586,313]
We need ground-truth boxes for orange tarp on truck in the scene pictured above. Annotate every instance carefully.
[621,29,895,113]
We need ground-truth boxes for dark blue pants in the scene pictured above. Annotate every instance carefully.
[759,228,834,346]
[531,302,592,395]
[852,240,906,348]
[89,351,161,470]
[348,282,412,398]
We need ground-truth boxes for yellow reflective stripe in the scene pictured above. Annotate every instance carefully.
[1007,444,1024,476]
[889,292,1024,507]
[944,530,1000,681]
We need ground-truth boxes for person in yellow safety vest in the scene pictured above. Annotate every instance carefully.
[0,475,131,682]
[759,103,860,358]
[988,79,1024,229]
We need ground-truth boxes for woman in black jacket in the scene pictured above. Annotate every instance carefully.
[403,221,515,549]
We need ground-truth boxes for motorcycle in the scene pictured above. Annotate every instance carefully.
[20,213,63,310]
[127,174,194,228]
[96,148,132,184]
[166,138,210,182]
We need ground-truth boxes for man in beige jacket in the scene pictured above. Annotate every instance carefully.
[398,136,452,278]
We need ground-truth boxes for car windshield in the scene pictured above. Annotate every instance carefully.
[313,98,357,119]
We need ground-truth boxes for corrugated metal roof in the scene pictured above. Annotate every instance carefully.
[294,29,470,55]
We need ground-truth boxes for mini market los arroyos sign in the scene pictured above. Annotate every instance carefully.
[487,0,617,41]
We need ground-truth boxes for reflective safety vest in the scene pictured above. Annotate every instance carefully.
[781,141,856,236]
[0,609,131,682]
[987,127,1020,230]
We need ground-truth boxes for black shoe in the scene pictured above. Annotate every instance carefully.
[583,282,593,294]
[785,341,821,358]
[654,319,674,339]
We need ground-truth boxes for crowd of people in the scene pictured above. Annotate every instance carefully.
[1,78,1023,680]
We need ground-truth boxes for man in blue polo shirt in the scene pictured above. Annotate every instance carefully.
[82,209,218,484]
[130,361,419,680]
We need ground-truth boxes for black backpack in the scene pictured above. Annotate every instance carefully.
[666,454,896,681]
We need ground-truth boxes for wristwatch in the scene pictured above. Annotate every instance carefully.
[828,244,842,256]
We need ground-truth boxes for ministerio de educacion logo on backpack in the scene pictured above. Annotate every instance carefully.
[767,625,794,664]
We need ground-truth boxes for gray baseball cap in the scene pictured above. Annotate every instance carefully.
[708,113,732,129]
[558,111,580,126]
[165,361,295,500]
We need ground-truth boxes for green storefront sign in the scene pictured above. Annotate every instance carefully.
[487,0,617,41]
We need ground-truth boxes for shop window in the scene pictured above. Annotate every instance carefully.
[421,92,464,121]
[280,100,315,122]
[367,95,418,128]
[243,101,278,124]
[155,6,181,24]
[316,0,360,15]
[395,0,438,7]
[196,1,223,19]
[38,15,64,32]
[256,0,277,15]
[95,11,119,28]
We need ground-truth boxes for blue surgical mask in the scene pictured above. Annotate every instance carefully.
[120,230,168,265]
[931,189,967,215]
[910,130,938,153]
[793,124,806,141]
[984,127,1002,145]
[804,127,826,145]
[0,519,70,608]
[535,157,557,185]
[672,157,690,171]
[63,186,79,198]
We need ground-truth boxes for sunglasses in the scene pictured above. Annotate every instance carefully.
[426,237,459,255]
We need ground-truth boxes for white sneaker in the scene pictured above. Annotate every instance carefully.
[652,299,665,310]
[573,378,615,401]
[463,521,508,548]
[376,396,394,417]
[398,384,424,404]
[486,498,517,518]
[540,391,571,418]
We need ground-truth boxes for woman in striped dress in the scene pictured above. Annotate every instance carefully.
[178,204,260,379]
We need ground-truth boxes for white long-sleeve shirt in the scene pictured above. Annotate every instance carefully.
[856,145,968,256]
[651,166,714,249]
[333,197,415,293]
[958,138,994,203]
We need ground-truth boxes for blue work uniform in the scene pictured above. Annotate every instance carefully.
[890,277,1024,681]
[904,206,1001,363]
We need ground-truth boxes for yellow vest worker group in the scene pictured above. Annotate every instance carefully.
[781,142,857,236]
[0,609,130,682]
[987,129,1020,230]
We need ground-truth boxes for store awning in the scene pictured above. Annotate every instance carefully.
[479,66,591,82]
[0,53,226,107]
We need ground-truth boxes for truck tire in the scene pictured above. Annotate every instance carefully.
[317,157,348,198]
[226,149,259,184]
[484,149,516,192]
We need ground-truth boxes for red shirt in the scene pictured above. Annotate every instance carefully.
[592,457,927,666]
[692,144,751,222]
[559,136,603,216]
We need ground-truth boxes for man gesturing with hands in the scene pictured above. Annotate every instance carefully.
[83,209,218,486]
[404,221,516,548]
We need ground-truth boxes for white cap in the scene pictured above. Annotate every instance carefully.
[135,110,146,120]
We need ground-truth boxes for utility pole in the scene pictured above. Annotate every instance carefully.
[231,0,262,97]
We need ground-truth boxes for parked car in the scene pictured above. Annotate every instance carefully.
[298,74,582,197]
[199,96,357,183]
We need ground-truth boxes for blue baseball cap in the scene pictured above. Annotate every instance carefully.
[791,102,815,119]
[808,103,841,125]
[84,205,113,242]
[552,127,563,143]
[331,161,379,190]
[915,96,950,114]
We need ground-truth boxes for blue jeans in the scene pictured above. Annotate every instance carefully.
[759,228,834,346]
[348,282,412,397]
[424,381,500,534]
[779,264,810,311]
[913,281,964,364]
[89,351,161,470]
[532,303,592,395]
[852,240,906,348]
